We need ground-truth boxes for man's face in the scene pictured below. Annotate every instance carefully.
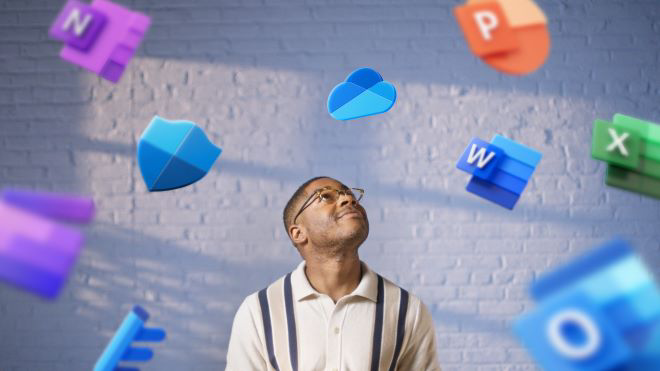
[295,178,369,249]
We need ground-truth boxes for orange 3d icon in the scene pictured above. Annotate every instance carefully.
[454,0,551,75]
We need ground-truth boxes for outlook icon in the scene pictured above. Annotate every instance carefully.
[515,239,660,370]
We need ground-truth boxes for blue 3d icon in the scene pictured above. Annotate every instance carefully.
[138,116,222,192]
[327,67,396,121]
[515,239,660,370]
[94,306,166,371]
[456,135,541,209]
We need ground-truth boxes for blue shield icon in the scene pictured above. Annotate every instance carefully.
[137,116,221,192]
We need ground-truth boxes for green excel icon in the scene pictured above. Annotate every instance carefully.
[593,114,660,200]
[591,119,641,169]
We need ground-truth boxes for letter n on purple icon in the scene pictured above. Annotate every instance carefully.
[48,0,107,52]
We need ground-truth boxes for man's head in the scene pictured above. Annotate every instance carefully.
[283,177,369,255]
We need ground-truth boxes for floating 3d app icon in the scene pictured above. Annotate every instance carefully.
[328,68,396,120]
[138,116,222,192]
[0,189,94,298]
[49,0,150,83]
[454,0,550,75]
[592,114,660,200]
[456,135,541,209]
[94,306,166,371]
[514,239,660,370]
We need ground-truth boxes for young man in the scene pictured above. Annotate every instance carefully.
[226,177,441,371]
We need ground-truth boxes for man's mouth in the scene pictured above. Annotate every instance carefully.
[337,209,362,219]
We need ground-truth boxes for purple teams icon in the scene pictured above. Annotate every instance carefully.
[0,189,95,298]
[49,0,150,83]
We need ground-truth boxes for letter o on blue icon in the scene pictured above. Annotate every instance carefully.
[546,309,602,359]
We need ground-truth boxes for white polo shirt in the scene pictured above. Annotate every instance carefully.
[226,261,441,371]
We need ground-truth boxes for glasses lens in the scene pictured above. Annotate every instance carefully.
[318,189,339,203]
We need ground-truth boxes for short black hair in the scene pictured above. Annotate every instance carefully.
[283,176,331,235]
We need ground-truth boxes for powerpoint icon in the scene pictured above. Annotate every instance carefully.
[454,0,551,76]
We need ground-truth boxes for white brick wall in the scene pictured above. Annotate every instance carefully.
[1,0,659,370]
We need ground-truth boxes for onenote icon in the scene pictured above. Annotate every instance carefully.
[327,68,396,121]
[138,116,222,192]
[49,0,150,83]
[0,189,94,298]
[591,114,660,200]
[454,0,550,75]
[514,239,660,370]
[456,135,541,209]
[94,306,166,371]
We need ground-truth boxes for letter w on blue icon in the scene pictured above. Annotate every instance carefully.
[514,239,660,370]
[327,67,396,121]
[138,116,222,192]
[94,306,166,371]
[456,135,541,209]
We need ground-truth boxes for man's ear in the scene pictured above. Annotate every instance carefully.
[289,224,307,246]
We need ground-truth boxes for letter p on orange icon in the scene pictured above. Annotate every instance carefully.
[454,0,551,76]
[454,2,517,56]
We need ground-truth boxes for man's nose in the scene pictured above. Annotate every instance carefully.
[338,192,357,207]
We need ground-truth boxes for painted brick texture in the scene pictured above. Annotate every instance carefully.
[0,0,659,370]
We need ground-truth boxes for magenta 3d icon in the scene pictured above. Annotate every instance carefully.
[0,189,95,299]
[49,0,150,83]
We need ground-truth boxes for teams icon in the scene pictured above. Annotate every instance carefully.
[0,189,94,298]
[138,116,222,192]
[49,0,150,83]
[514,239,660,370]
[591,114,660,200]
[454,0,550,75]
[327,68,396,121]
[94,306,166,371]
[456,135,541,209]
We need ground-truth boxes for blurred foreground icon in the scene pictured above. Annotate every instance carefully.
[138,116,222,192]
[49,0,150,83]
[515,239,660,370]
[454,0,550,75]
[0,189,94,298]
[94,306,166,371]
[592,114,660,200]
[327,68,396,121]
[456,134,541,209]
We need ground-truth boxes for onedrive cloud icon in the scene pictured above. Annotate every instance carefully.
[138,116,221,192]
[327,67,396,121]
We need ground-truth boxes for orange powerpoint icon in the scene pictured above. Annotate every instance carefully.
[454,0,551,75]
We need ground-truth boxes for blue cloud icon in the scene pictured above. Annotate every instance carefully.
[327,68,396,121]
[137,116,221,192]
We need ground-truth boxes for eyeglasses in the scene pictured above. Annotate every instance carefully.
[292,186,365,224]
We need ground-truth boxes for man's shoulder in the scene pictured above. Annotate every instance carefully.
[238,273,289,311]
[375,271,426,309]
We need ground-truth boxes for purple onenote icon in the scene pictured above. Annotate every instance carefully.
[0,190,95,299]
[50,0,151,83]
[48,0,107,52]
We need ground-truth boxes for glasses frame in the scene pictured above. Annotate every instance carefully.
[292,186,365,224]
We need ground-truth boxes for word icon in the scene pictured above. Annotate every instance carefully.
[515,239,660,370]
[49,0,150,83]
[456,135,541,209]
[592,114,660,200]
[328,67,396,121]
[94,306,166,371]
[138,116,222,192]
[0,189,94,298]
[454,0,550,75]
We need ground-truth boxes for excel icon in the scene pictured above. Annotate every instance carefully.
[591,114,660,199]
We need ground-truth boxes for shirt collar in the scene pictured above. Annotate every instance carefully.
[291,260,379,303]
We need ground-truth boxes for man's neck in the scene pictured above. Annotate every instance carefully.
[303,252,362,303]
